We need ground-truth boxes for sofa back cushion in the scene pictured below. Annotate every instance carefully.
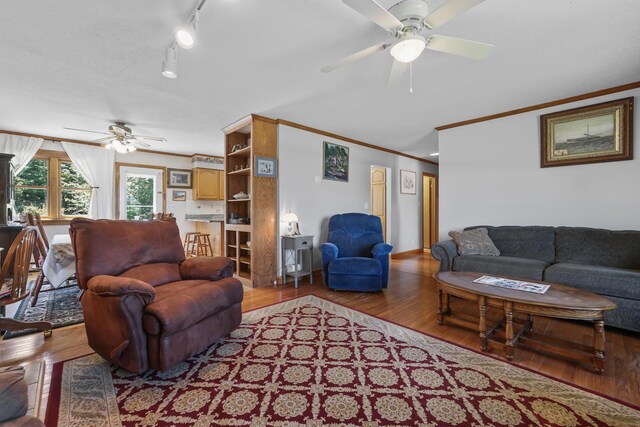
[328,213,383,258]
[466,226,556,263]
[70,218,185,289]
[555,226,640,269]
[119,263,182,287]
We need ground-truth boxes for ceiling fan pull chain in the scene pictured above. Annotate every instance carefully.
[409,61,413,93]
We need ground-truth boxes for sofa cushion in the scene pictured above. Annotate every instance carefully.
[119,263,181,287]
[555,227,640,269]
[449,228,500,256]
[466,226,556,263]
[544,263,640,300]
[143,278,244,336]
[452,255,549,281]
[329,257,382,276]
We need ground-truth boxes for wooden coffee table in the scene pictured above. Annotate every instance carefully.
[433,271,617,373]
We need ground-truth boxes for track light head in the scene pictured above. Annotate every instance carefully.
[175,10,199,49]
[162,45,178,79]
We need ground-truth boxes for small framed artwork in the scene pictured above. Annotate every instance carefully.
[255,156,277,178]
[400,170,416,194]
[540,97,633,167]
[172,190,187,201]
[167,169,192,188]
[323,141,349,182]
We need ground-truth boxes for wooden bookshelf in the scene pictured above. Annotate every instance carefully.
[223,115,278,287]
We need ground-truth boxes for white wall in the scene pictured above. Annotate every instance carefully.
[38,141,223,240]
[438,88,640,240]
[278,125,438,271]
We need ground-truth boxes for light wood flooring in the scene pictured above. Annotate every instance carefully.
[1,253,639,418]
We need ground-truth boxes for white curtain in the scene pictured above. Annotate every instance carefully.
[61,142,115,219]
[0,133,44,175]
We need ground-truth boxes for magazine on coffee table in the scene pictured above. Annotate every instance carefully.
[473,275,550,294]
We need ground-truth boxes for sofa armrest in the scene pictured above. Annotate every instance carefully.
[86,275,155,304]
[320,243,338,262]
[431,240,459,272]
[0,366,28,423]
[371,243,393,257]
[180,256,234,281]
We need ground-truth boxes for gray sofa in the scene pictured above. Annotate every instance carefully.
[432,226,640,333]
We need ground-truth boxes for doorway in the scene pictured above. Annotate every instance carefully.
[116,164,165,219]
[371,166,391,242]
[423,173,438,250]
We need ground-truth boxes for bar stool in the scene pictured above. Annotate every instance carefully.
[195,234,214,257]
[184,232,201,257]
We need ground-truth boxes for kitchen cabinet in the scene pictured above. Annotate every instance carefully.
[193,169,224,200]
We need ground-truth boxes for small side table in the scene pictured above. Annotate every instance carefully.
[281,235,314,288]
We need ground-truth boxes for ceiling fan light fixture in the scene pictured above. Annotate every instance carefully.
[162,45,178,79]
[390,34,426,63]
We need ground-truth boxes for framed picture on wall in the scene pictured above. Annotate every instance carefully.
[400,170,416,194]
[540,97,633,167]
[323,141,349,182]
[255,156,277,178]
[172,190,187,201]
[167,169,192,188]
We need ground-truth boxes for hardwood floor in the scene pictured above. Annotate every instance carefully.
[1,253,639,418]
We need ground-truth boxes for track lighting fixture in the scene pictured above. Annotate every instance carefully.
[175,10,200,49]
[162,44,178,79]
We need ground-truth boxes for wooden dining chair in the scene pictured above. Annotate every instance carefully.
[0,227,53,338]
[25,213,51,307]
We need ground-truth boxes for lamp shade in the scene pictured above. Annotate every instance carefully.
[282,212,298,223]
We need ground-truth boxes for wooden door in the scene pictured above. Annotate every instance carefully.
[371,167,386,241]
[194,169,221,200]
[423,174,438,249]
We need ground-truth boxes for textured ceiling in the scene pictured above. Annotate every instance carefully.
[0,0,639,160]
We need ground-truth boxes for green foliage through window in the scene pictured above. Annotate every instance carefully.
[126,176,155,220]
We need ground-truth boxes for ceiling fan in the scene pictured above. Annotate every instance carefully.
[63,123,167,153]
[322,0,494,85]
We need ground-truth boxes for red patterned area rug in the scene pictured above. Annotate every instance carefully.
[46,295,640,426]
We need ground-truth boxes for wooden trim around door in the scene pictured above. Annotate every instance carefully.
[114,162,167,219]
[422,172,438,249]
[435,81,640,131]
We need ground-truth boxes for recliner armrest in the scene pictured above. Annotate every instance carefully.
[372,243,393,257]
[431,240,459,272]
[86,275,155,304]
[320,243,338,261]
[179,256,234,281]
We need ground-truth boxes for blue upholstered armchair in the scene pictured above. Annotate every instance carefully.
[320,213,393,291]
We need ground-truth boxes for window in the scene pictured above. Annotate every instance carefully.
[14,151,91,220]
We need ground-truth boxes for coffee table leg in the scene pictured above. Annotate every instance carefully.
[526,314,534,332]
[437,288,444,325]
[479,295,488,351]
[593,318,605,374]
[505,301,514,360]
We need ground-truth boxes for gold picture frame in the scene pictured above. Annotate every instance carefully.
[540,97,633,167]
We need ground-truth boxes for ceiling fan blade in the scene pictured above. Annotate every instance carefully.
[93,136,117,143]
[424,0,485,30]
[343,0,403,30]
[426,35,494,60]
[388,60,407,88]
[63,127,111,135]
[128,139,151,148]
[130,134,167,142]
[321,43,388,73]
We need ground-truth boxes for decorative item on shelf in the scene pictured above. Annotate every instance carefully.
[255,156,277,178]
[282,211,300,236]
[239,217,250,224]
[246,241,251,248]
[172,190,187,201]
[400,169,417,194]
[167,169,192,188]
[323,141,349,182]
[540,97,633,168]
[233,191,250,200]
[229,213,239,224]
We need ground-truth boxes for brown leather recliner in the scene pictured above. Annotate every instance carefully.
[70,218,243,373]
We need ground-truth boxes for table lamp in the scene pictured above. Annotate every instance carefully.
[282,211,300,236]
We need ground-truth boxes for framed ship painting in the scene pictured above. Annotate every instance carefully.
[540,97,633,167]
